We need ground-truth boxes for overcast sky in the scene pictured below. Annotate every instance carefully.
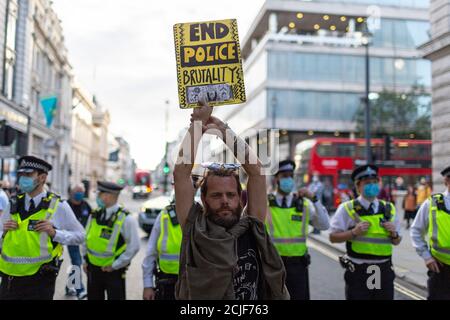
[52,0,266,170]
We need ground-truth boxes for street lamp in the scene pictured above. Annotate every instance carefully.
[361,29,373,165]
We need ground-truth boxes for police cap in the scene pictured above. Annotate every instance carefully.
[351,164,379,182]
[97,181,124,195]
[17,156,52,173]
[275,160,296,176]
[441,166,450,177]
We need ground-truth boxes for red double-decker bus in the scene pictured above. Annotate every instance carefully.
[294,137,432,210]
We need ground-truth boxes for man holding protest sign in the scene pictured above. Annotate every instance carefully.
[173,97,289,300]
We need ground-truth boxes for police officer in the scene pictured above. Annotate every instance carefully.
[142,199,182,300]
[82,181,140,300]
[0,156,85,300]
[267,160,330,300]
[411,166,450,300]
[329,165,401,300]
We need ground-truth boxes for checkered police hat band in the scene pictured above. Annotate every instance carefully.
[355,168,377,180]
[20,161,48,172]
[279,164,294,172]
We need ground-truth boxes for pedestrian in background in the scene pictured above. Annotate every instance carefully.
[308,173,325,235]
[403,185,417,229]
[416,177,432,209]
[65,183,92,299]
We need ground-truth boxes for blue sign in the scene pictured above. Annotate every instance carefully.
[40,96,58,128]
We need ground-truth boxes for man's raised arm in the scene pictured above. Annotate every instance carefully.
[203,111,266,222]
[173,100,212,228]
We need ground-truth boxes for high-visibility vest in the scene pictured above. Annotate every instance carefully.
[266,194,310,257]
[428,194,450,265]
[86,207,127,267]
[157,205,182,275]
[0,193,63,277]
[344,199,395,259]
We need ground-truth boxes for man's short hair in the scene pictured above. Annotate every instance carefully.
[200,168,242,197]
[71,183,86,193]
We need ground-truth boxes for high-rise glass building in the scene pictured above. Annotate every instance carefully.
[215,0,432,160]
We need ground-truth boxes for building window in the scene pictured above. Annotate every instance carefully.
[268,51,431,87]
[2,0,19,99]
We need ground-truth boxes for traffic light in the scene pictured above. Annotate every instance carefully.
[163,163,170,175]
[384,136,395,160]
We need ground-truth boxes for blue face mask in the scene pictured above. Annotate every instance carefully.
[279,177,295,194]
[18,176,37,193]
[73,192,84,202]
[96,197,106,208]
[363,183,380,198]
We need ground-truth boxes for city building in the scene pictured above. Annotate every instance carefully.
[106,134,135,186]
[0,0,29,183]
[215,0,432,165]
[0,0,73,195]
[420,0,450,186]
[71,85,110,196]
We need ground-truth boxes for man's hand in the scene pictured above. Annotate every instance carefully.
[381,221,397,236]
[298,188,315,200]
[425,257,441,273]
[190,97,213,125]
[3,220,18,232]
[101,266,114,273]
[34,220,56,238]
[353,221,371,236]
[143,287,156,300]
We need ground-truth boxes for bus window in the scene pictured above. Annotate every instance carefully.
[336,143,355,157]
[317,143,335,157]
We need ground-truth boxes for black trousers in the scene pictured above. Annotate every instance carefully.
[87,264,126,300]
[281,255,310,300]
[344,260,395,300]
[0,272,57,300]
[155,272,178,300]
[428,263,450,300]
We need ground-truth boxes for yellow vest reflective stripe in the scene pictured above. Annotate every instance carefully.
[0,194,62,276]
[344,200,394,257]
[86,208,127,267]
[266,198,309,257]
[428,195,450,265]
[157,209,182,275]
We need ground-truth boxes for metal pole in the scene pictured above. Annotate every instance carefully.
[163,100,169,194]
[364,42,372,164]
[0,159,4,180]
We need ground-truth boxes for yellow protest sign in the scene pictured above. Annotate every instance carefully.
[173,19,246,109]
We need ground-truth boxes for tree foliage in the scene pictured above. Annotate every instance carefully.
[354,86,431,139]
